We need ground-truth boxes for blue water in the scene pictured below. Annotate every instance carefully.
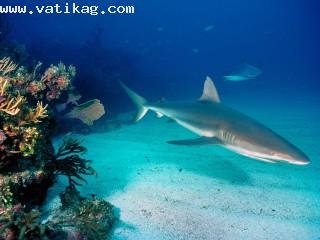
[3,0,320,239]
[5,0,320,109]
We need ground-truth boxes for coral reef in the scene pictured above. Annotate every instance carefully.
[42,63,75,101]
[0,204,65,240]
[54,197,114,240]
[0,57,114,239]
[46,181,114,240]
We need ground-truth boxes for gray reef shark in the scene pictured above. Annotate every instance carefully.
[224,63,262,81]
[120,77,309,165]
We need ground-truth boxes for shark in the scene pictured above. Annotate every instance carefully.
[120,77,310,165]
[224,63,262,81]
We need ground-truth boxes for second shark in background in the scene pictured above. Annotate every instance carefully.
[224,63,262,81]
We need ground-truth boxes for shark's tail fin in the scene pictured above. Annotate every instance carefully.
[120,81,148,122]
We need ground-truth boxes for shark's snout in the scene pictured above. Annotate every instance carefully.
[284,153,310,165]
[272,150,310,165]
[234,139,310,165]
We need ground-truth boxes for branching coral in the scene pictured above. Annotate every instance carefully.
[27,101,48,123]
[53,136,96,187]
[0,76,25,116]
[0,77,8,96]
[0,94,25,116]
[0,57,17,76]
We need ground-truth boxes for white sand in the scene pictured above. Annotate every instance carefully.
[48,110,320,240]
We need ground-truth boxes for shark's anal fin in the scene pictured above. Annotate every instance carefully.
[167,137,222,146]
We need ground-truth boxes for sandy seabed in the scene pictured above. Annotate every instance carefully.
[47,105,320,240]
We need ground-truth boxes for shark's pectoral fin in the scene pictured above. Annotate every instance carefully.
[167,137,222,146]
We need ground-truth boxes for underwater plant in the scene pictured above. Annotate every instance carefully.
[52,136,96,188]
[48,136,115,239]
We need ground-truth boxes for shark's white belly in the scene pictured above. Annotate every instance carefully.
[224,144,276,163]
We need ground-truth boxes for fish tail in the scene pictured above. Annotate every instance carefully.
[120,81,149,122]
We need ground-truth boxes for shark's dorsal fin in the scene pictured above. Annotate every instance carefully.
[199,76,220,103]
